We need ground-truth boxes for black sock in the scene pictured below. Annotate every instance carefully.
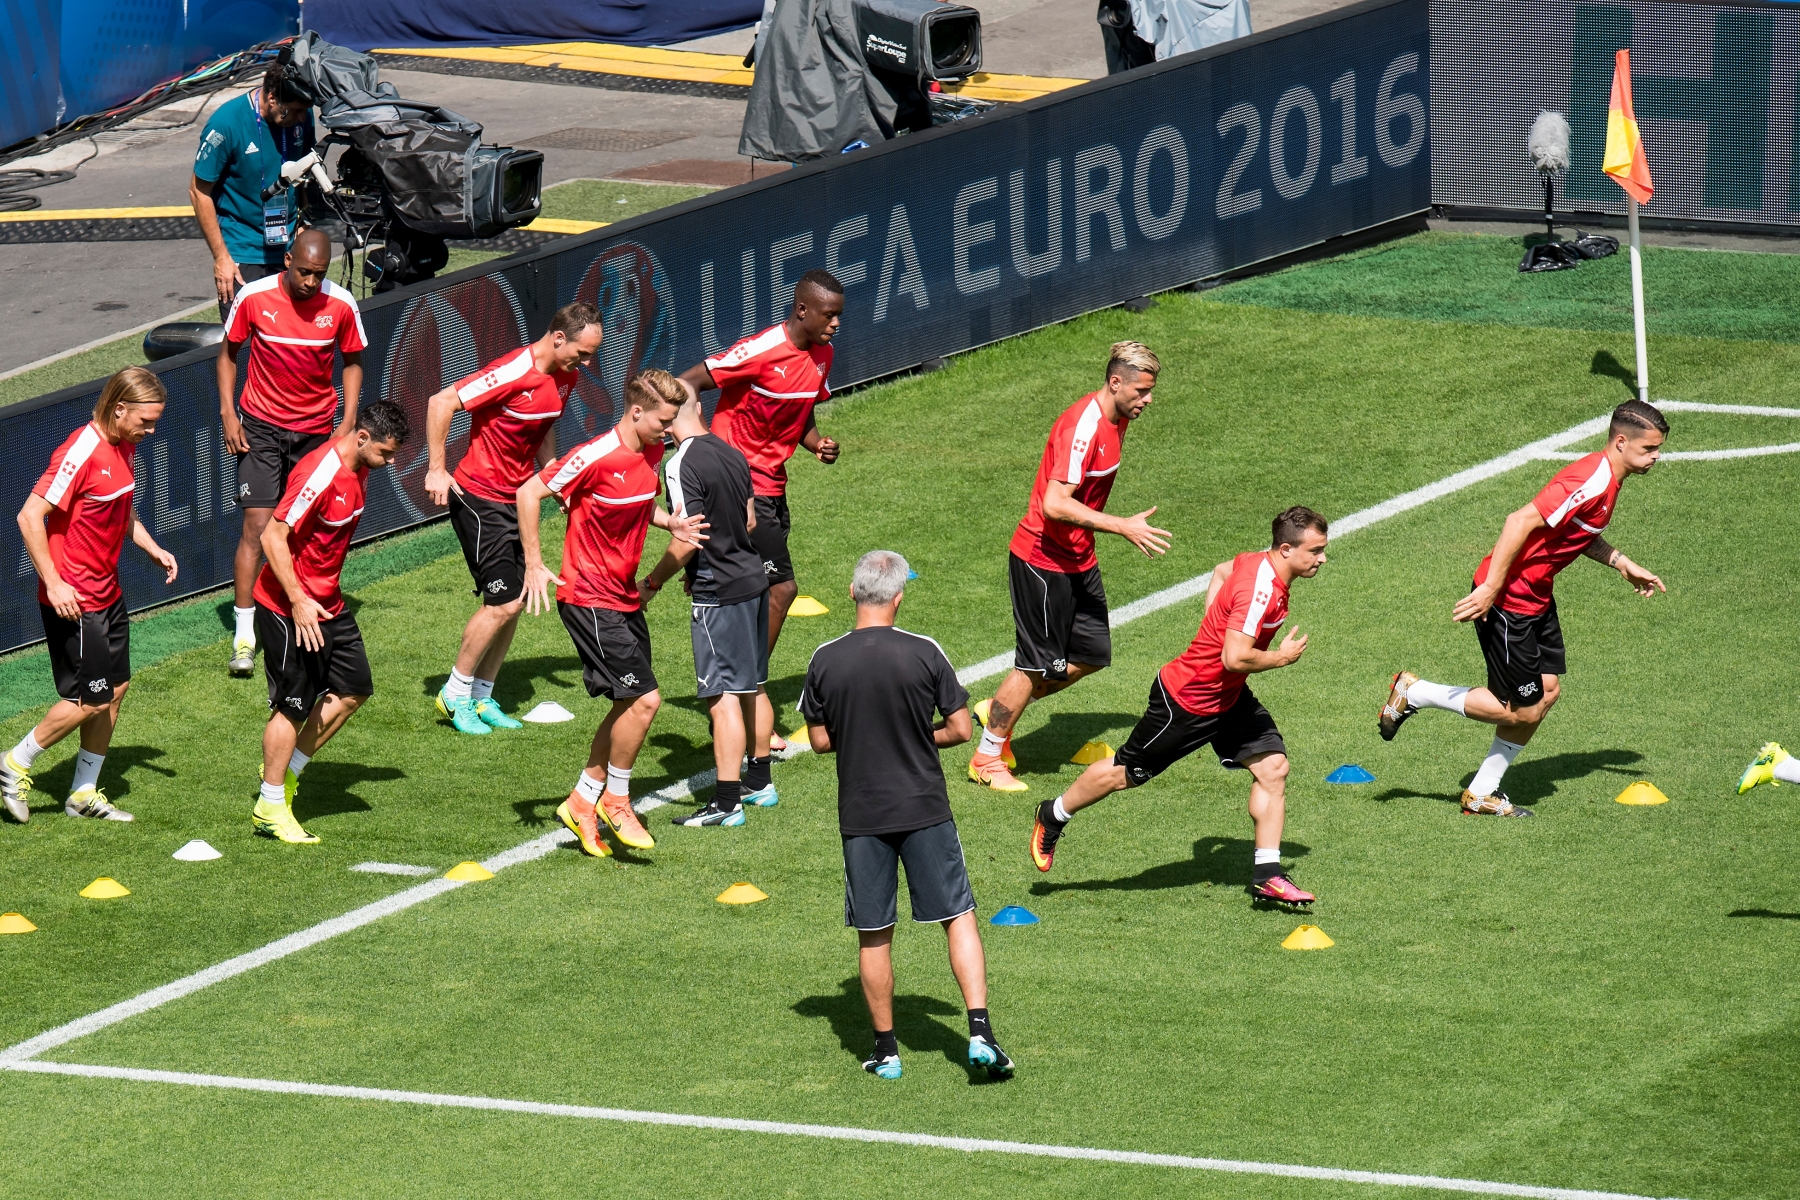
[713,779,742,809]
[1038,799,1066,829]
[873,1028,898,1058]
[744,755,772,790]
[1253,860,1282,884]
[967,1008,992,1041]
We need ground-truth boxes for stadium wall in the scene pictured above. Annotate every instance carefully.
[0,0,1431,654]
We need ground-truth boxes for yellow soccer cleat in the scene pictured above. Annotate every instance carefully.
[600,796,656,851]
[557,797,612,858]
[1738,742,1790,795]
[969,752,1028,792]
[252,796,319,844]
[971,698,1018,770]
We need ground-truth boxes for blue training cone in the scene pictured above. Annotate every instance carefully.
[1326,764,1376,784]
[990,905,1040,926]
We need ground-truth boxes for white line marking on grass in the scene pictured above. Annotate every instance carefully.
[349,862,438,876]
[0,1060,1688,1200]
[1537,402,1800,461]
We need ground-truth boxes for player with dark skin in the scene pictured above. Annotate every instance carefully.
[217,228,363,631]
[678,279,843,654]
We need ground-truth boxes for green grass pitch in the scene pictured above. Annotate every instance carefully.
[2,229,1798,1200]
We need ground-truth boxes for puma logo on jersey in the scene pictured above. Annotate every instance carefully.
[770,364,789,378]
[262,310,278,320]
[613,471,627,480]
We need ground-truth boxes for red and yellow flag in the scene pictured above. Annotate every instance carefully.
[1603,48,1654,203]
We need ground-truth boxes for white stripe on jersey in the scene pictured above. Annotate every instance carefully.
[257,334,337,347]
[285,447,344,528]
[546,430,620,495]
[1238,556,1278,637]
[84,484,135,502]
[43,424,103,507]
[663,439,693,514]
[501,406,561,421]
[587,491,658,506]
[706,324,787,371]
[459,347,534,404]
[750,384,822,400]
[1086,462,1120,479]
[1064,398,1104,485]
[1543,456,1613,528]
[320,279,367,344]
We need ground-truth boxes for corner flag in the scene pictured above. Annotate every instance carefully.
[1602,49,1653,203]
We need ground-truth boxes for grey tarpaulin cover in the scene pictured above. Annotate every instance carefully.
[739,0,897,162]
[1130,0,1251,60]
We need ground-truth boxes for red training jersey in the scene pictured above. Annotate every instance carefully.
[541,427,665,611]
[1475,452,1622,616]
[32,422,136,611]
[253,442,367,618]
[1159,551,1291,716]
[705,323,832,497]
[1009,392,1127,573]
[224,274,367,435]
[450,346,572,504]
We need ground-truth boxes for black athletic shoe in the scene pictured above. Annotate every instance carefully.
[1031,800,1065,872]
[967,1034,1014,1078]
[673,802,746,827]
[1379,671,1420,741]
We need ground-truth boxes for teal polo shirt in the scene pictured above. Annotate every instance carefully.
[193,91,316,267]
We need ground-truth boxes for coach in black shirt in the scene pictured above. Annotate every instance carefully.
[801,549,1014,1081]
[646,384,779,826]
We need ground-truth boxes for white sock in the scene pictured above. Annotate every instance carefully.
[978,728,1006,758]
[288,748,311,776]
[1469,736,1525,797]
[471,677,495,702]
[259,780,286,806]
[234,606,255,645]
[70,750,104,794]
[1051,796,1073,823]
[1253,846,1281,866]
[446,669,473,702]
[575,770,605,803]
[11,731,45,769]
[605,763,632,798]
[1775,757,1800,785]
[1406,679,1469,715]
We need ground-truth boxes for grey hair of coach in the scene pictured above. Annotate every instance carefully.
[851,551,910,606]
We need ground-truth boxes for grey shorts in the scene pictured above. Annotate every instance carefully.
[691,593,769,697]
[843,819,976,931]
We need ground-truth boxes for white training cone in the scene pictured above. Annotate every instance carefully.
[172,839,222,862]
[521,701,575,724]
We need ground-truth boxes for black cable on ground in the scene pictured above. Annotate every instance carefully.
[0,167,78,212]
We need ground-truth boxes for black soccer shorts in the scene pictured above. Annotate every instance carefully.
[751,495,795,586]
[558,602,658,700]
[449,488,525,606]
[256,606,374,721]
[236,411,328,509]
[1114,678,1287,787]
[691,593,769,698]
[842,819,977,931]
[1474,598,1565,710]
[1008,552,1111,681]
[41,598,130,704]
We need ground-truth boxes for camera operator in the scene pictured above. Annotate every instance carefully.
[190,61,317,310]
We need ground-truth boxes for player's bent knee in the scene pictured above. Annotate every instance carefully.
[1246,752,1290,785]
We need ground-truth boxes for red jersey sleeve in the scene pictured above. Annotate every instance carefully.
[275,455,328,537]
[1531,473,1581,526]
[540,445,600,498]
[337,305,368,354]
[34,429,93,512]
[1049,405,1102,486]
[454,349,534,413]
[223,288,255,345]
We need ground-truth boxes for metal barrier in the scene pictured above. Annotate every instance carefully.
[0,0,1430,653]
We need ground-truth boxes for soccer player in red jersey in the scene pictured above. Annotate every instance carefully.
[680,269,843,754]
[218,227,366,679]
[517,370,708,858]
[3,369,178,825]
[1028,508,1328,905]
[424,301,604,736]
[1378,400,1668,817]
[969,341,1170,792]
[249,402,409,845]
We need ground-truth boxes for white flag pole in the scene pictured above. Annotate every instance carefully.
[1627,196,1649,403]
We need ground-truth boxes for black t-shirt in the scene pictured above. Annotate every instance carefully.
[664,432,766,606]
[800,625,970,836]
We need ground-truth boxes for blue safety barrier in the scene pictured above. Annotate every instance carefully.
[304,0,759,52]
[0,0,1430,652]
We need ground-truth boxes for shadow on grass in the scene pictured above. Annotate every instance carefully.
[1372,748,1641,807]
[1728,909,1800,921]
[418,656,583,709]
[1013,712,1142,771]
[1030,835,1310,895]
[28,743,174,809]
[794,976,1000,1084]
[1591,348,1638,395]
[293,761,405,821]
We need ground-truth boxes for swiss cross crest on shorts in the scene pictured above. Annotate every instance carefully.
[314,313,334,329]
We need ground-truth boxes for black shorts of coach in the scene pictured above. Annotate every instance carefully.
[41,598,131,704]
[842,819,977,931]
[692,592,769,698]
[236,411,329,509]
[751,495,795,586]
[449,488,525,606]
[1115,677,1288,787]
[1474,597,1565,710]
[256,605,374,722]
[558,602,658,700]
[1008,552,1111,682]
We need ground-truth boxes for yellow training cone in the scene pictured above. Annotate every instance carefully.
[787,595,830,617]
[80,877,130,899]
[1282,924,1334,950]
[0,912,37,934]
[1615,781,1670,806]
[717,882,769,905]
[1070,740,1114,766]
[445,861,495,881]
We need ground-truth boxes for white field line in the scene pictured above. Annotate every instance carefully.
[1,1061,1690,1200]
[349,862,439,876]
